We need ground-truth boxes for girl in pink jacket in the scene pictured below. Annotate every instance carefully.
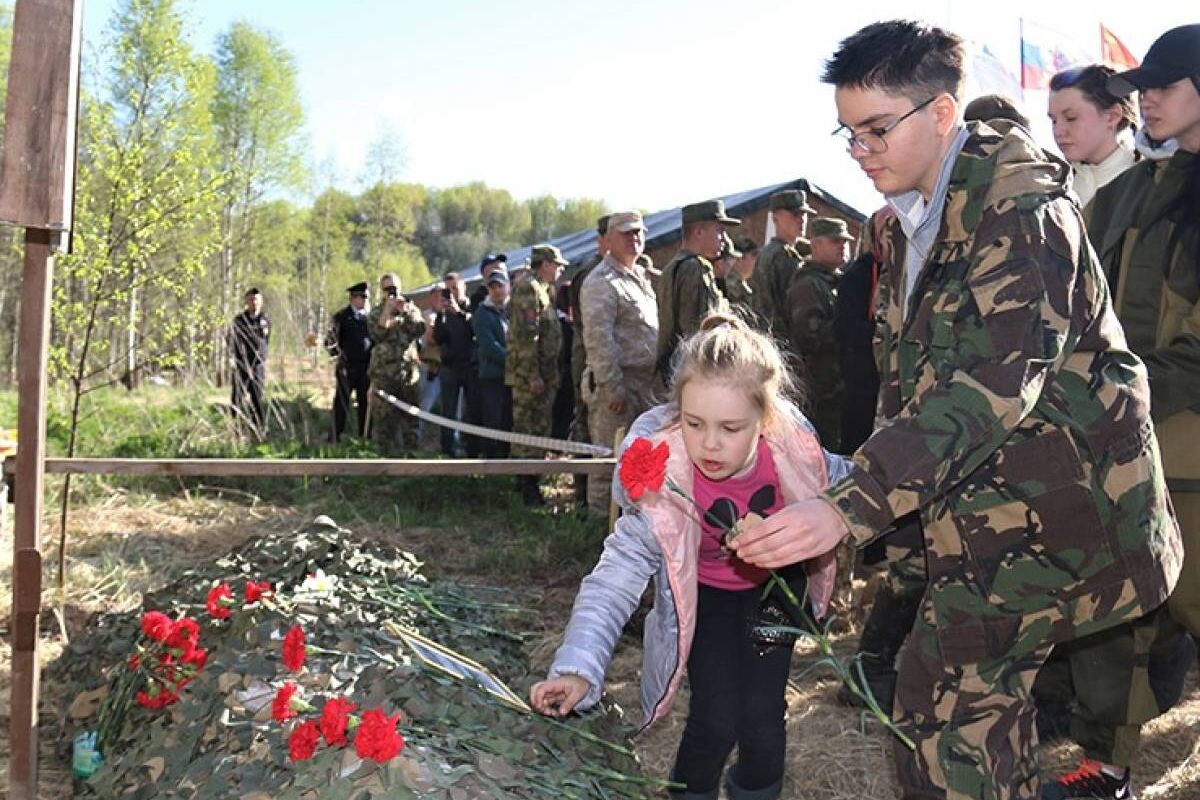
[531,315,849,800]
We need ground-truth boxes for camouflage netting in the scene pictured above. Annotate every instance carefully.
[50,517,661,799]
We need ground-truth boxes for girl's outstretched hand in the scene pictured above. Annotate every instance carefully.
[530,674,592,717]
[730,498,849,569]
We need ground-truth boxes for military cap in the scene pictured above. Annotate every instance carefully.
[478,252,508,270]
[732,234,758,254]
[769,189,817,214]
[963,94,1030,129]
[809,217,855,241]
[347,281,369,295]
[486,271,509,286]
[530,244,569,266]
[681,199,741,226]
[608,210,646,233]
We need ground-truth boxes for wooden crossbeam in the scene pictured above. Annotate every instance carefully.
[6,457,616,476]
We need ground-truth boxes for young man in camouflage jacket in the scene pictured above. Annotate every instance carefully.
[732,21,1182,800]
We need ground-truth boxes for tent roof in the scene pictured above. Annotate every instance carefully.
[416,177,866,293]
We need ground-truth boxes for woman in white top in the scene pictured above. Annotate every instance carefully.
[1048,64,1138,206]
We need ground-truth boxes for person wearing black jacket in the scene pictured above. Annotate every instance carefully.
[326,282,373,441]
[832,249,880,457]
[230,287,270,432]
[433,272,481,456]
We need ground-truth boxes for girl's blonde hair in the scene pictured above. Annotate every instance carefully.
[669,314,803,426]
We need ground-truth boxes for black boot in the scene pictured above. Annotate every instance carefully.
[837,582,920,711]
[724,768,782,800]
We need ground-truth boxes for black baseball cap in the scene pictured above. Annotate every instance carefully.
[1109,25,1200,96]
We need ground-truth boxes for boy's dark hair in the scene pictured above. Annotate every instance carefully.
[1049,65,1137,132]
[822,20,966,103]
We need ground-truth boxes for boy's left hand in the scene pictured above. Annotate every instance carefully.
[730,498,849,569]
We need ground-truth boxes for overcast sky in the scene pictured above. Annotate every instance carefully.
[82,1,1198,217]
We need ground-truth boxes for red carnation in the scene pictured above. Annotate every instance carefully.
[166,617,200,651]
[206,584,234,620]
[288,720,321,761]
[272,682,302,722]
[618,437,669,500]
[136,685,180,709]
[354,708,404,762]
[282,625,306,673]
[182,645,207,670]
[319,696,358,746]
[244,580,272,604]
[141,610,173,643]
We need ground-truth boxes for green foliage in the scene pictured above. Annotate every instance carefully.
[53,0,224,406]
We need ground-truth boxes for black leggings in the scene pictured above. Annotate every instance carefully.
[671,583,793,794]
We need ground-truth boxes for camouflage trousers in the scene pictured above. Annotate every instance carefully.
[369,377,420,454]
[583,372,656,515]
[894,596,1055,800]
[1167,489,1199,636]
[510,384,556,459]
[1030,488,1199,767]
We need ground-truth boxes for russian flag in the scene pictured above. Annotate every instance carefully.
[1020,19,1093,90]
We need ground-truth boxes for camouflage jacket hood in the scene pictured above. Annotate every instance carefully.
[941,119,1072,243]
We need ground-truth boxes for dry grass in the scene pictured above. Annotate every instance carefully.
[1,494,1198,799]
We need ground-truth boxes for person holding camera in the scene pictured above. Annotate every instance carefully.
[367,272,426,454]
[434,272,481,457]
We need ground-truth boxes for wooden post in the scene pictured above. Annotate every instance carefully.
[9,227,58,798]
[1,1,83,797]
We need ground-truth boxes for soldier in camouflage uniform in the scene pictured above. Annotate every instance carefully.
[507,244,567,505]
[789,216,854,452]
[580,211,659,515]
[723,235,758,322]
[655,200,736,381]
[732,21,1182,800]
[749,190,814,345]
[567,216,610,507]
[367,273,426,454]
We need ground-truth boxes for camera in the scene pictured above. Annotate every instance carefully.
[385,286,398,299]
[440,288,452,300]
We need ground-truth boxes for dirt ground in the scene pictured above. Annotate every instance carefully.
[2,496,1198,799]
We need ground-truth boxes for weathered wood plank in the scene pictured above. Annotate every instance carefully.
[11,457,617,476]
[0,0,83,229]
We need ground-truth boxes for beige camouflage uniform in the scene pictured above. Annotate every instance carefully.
[580,253,659,513]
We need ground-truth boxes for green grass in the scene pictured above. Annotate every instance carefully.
[0,382,609,582]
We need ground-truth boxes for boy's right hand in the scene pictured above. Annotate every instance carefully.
[530,675,591,717]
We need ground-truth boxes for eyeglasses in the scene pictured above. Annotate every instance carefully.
[831,95,939,154]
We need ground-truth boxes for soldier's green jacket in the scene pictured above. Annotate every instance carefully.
[724,271,754,321]
[788,264,843,397]
[367,302,425,385]
[750,237,804,343]
[506,273,562,390]
[1084,149,1200,486]
[823,121,1182,665]
[655,249,728,375]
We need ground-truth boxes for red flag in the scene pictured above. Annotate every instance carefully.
[1100,24,1139,70]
